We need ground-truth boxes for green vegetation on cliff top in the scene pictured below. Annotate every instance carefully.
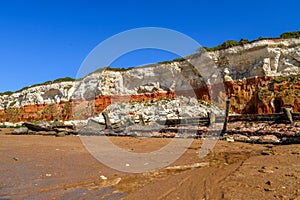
[0,77,75,96]
[204,31,300,51]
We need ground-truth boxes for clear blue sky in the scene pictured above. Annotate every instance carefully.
[0,0,299,92]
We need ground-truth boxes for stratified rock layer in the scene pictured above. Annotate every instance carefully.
[0,38,299,122]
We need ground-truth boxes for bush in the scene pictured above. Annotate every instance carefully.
[203,31,299,52]
[280,31,300,39]
[53,77,75,83]
[239,38,249,44]
[204,39,242,51]
[105,67,131,71]
[0,91,13,96]
[12,77,75,94]
[158,60,172,64]
[221,40,240,48]
[172,57,186,62]
[258,36,264,40]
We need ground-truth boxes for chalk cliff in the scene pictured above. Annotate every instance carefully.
[0,37,299,123]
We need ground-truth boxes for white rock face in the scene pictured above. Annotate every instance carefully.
[1,38,299,110]
[0,82,74,109]
[208,38,300,79]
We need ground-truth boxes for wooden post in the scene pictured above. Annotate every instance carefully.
[102,111,111,128]
[208,112,216,126]
[139,114,146,126]
[222,100,231,135]
[283,107,293,124]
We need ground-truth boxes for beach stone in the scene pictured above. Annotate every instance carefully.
[261,135,280,143]
[56,132,66,137]
[249,136,260,142]
[233,134,250,142]
[36,131,57,136]
[11,127,28,135]
[28,130,37,135]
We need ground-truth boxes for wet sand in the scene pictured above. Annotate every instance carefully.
[0,128,299,199]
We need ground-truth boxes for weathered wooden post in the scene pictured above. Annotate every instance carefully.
[282,107,293,124]
[139,114,146,126]
[208,112,216,126]
[222,99,231,136]
[102,111,111,128]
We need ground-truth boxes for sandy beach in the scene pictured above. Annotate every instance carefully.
[1,128,299,199]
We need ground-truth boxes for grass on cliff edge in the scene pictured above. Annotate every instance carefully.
[0,77,75,96]
[204,31,300,51]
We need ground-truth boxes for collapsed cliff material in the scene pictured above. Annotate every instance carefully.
[9,122,76,136]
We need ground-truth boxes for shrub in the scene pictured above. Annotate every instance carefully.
[9,101,16,107]
[221,40,240,48]
[53,77,75,83]
[172,57,186,62]
[105,67,130,71]
[258,36,264,40]
[280,31,300,39]
[204,40,241,51]
[0,91,13,96]
[158,61,171,64]
[239,38,249,44]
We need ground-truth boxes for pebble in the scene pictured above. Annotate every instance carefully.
[100,175,107,180]
[264,188,274,192]
[265,180,272,185]
[226,137,234,142]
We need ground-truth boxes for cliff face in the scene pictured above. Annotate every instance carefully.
[225,75,300,114]
[0,38,299,122]
[208,38,300,78]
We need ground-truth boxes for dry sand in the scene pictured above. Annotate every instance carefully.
[0,128,300,199]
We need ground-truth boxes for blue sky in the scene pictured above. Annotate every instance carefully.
[0,0,299,92]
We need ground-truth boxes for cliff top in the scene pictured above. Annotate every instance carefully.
[1,31,299,96]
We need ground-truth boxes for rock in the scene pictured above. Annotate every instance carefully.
[137,82,163,93]
[258,166,275,174]
[86,119,106,131]
[11,127,28,135]
[249,136,260,142]
[226,136,234,142]
[264,188,275,192]
[36,131,57,136]
[13,157,19,161]
[260,135,280,143]
[23,122,52,132]
[232,134,250,142]
[28,130,37,135]
[261,150,273,156]
[56,132,66,137]
[265,180,272,185]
